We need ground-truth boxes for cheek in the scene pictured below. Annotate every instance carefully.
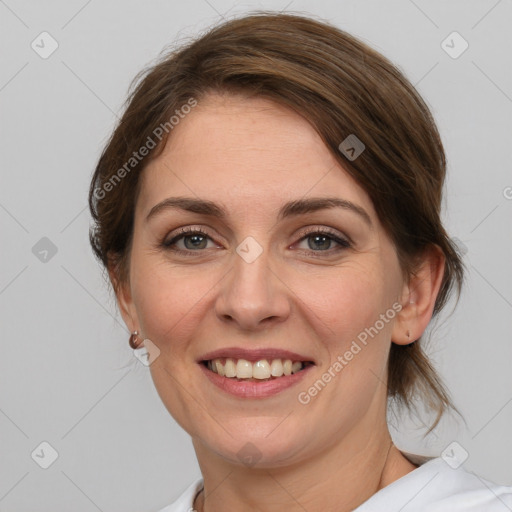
[292,263,392,346]
[287,269,395,442]
[129,257,216,434]
[129,255,213,354]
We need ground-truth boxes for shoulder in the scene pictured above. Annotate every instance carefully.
[423,458,512,511]
[357,456,512,511]
[153,459,512,512]
[154,478,203,512]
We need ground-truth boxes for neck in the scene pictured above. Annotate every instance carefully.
[192,417,417,512]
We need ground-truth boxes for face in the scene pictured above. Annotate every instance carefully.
[117,92,409,467]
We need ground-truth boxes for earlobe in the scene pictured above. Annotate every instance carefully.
[392,245,445,346]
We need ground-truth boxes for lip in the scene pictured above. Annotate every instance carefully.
[199,361,315,399]
[197,347,315,364]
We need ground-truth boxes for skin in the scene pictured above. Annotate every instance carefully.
[113,92,445,511]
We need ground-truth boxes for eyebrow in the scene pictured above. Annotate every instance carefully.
[145,196,372,226]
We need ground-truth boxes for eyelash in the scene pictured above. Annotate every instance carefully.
[161,226,351,257]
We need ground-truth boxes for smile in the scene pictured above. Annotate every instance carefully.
[199,358,315,399]
[203,357,314,380]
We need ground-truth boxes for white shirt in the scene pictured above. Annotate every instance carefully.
[156,455,512,511]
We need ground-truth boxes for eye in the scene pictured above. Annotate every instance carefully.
[162,227,217,254]
[295,228,351,253]
[161,226,351,256]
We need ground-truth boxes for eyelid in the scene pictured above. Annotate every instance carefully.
[294,226,352,247]
[161,225,352,254]
[162,226,353,245]
[162,226,215,246]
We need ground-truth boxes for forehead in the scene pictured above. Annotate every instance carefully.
[138,93,375,221]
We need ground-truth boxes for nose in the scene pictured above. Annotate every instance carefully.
[214,246,291,331]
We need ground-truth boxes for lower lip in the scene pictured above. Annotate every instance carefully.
[198,363,314,399]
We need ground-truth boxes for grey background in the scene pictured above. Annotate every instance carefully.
[1,0,511,510]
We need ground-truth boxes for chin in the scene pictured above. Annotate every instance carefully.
[202,423,311,469]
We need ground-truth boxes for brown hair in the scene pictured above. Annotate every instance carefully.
[89,12,464,431]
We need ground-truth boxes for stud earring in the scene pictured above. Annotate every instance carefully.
[129,330,141,349]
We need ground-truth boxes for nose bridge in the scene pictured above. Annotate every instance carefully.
[232,243,270,295]
[215,236,289,329]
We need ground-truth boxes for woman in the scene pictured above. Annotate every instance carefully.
[88,12,511,512]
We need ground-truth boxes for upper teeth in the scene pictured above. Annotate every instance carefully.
[207,358,307,379]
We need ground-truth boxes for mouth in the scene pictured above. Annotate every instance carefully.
[198,356,316,399]
[196,347,317,397]
[200,357,315,382]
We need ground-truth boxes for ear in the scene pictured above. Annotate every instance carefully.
[392,245,445,345]
[108,257,139,334]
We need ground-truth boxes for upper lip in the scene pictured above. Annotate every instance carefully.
[198,347,315,364]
